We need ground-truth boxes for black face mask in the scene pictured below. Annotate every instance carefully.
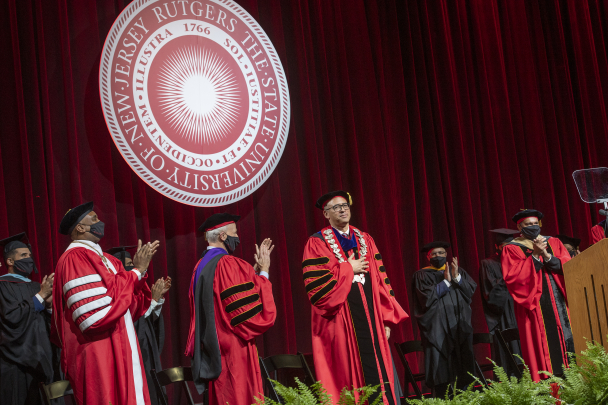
[520,225,541,240]
[124,265,135,271]
[223,235,240,254]
[87,221,105,239]
[13,257,35,278]
[430,256,447,269]
[568,250,577,258]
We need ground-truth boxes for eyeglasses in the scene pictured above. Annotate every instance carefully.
[325,203,350,212]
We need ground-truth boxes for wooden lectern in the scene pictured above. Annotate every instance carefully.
[563,238,608,355]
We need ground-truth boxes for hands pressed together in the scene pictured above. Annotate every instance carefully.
[151,276,172,301]
[443,257,459,282]
[39,273,54,308]
[253,238,275,274]
[532,236,551,260]
[133,239,160,274]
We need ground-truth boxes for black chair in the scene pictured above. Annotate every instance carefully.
[151,366,204,405]
[394,340,426,399]
[472,333,494,386]
[259,352,316,403]
[495,328,524,379]
[39,380,74,405]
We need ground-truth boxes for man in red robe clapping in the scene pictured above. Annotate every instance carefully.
[302,191,408,404]
[185,213,276,405]
[53,201,158,405]
[501,209,573,380]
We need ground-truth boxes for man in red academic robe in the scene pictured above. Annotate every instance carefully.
[185,213,276,405]
[590,220,606,244]
[501,209,573,381]
[52,202,158,405]
[302,191,408,404]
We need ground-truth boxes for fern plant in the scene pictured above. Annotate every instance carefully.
[559,338,608,405]
[406,357,560,405]
[254,377,382,405]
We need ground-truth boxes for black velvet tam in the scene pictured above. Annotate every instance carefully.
[420,241,450,253]
[198,213,240,233]
[59,201,94,235]
[512,209,543,224]
[315,190,352,210]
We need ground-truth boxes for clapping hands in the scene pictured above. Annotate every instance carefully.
[253,238,274,274]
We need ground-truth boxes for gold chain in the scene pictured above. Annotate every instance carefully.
[72,241,112,274]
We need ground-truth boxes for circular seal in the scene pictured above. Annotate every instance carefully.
[100,0,290,206]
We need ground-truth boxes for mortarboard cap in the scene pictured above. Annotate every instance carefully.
[555,234,581,249]
[0,232,38,273]
[198,213,240,233]
[489,228,520,245]
[60,202,94,235]
[421,241,450,253]
[315,190,352,210]
[106,245,138,265]
[512,209,543,224]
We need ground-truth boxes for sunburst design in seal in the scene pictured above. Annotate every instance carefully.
[156,46,241,144]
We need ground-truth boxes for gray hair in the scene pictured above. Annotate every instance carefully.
[206,225,228,243]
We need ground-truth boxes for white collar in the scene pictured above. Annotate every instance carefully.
[66,239,103,255]
[334,226,350,236]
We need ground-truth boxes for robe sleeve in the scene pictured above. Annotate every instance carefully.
[214,256,276,342]
[366,236,409,328]
[479,260,510,318]
[591,224,605,244]
[412,270,442,323]
[60,248,149,335]
[302,236,353,317]
[453,268,476,299]
[545,238,571,300]
[0,282,39,329]
[121,258,152,322]
[501,245,543,311]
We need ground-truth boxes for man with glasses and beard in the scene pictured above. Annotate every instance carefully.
[413,241,476,397]
[302,191,408,405]
[501,209,573,381]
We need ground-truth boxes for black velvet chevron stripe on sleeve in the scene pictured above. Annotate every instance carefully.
[220,282,254,301]
[230,303,263,327]
[310,280,337,305]
[225,293,260,313]
[302,257,330,268]
[303,269,330,280]
[305,274,333,293]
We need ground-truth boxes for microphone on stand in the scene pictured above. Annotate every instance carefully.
[600,209,608,216]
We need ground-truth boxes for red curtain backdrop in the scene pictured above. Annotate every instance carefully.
[2,0,608,398]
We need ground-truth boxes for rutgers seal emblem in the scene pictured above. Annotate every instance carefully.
[100,0,290,206]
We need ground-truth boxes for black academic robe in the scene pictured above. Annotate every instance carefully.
[0,275,60,405]
[134,311,165,405]
[413,267,476,390]
[479,256,522,376]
